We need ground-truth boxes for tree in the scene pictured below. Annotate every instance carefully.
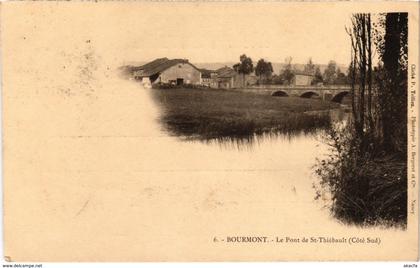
[312,66,323,85]
[323,60,338,85]
[314,12,408,227]
[335,68,348,85]
[279,57,294,85]
[304,58,316,73]
[374,13,408,153]
[233,54,254,87]
[347,14,374,145]
[255,59,273,84]
[271,74,283,85]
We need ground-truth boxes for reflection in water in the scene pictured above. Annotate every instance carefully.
[188,131,324,152]
[151,87,342,142]
[170,108,350,150]
[160,111,334,143]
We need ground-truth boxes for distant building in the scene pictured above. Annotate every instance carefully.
[245,74,258,86]
[215,67,258,89]
[293,70,315,86]
[199,69,218,88]
[131,58,258,89]
[216,66,238,89]
[132,58,202,87]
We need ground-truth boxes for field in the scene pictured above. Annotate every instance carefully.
[151,87,340,140]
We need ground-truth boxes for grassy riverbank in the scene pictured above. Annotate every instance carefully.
[151,87,339,140]
[315,126,407,227]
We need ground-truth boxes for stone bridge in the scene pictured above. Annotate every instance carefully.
[235,85,351,103]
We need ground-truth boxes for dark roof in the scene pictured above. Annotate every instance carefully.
[199,68,216,78]
[216,66,237,78]
[133,58,199,77]
[132,58,168,72]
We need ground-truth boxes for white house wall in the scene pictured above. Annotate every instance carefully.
[294,75,313,86]
[159,63,201,85]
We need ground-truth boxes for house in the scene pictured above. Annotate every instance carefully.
[293,70,314,86]
[199,69,218,88]
[131,58,258,89]
[132,58,202,87]
[216,66,238,89]
[245,74,258,86]
[213,67,259,89]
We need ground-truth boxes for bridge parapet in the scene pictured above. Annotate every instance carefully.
[248,84,351,91]
[236,85,351,103]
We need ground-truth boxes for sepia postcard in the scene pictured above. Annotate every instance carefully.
[1,1,419,262]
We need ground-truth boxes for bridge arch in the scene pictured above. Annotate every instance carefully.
[300,91,320,99]
[332,91,350,103]
[272,90,288,97]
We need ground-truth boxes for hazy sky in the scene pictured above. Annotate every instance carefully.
[4,2,371,68]
[115,3,353,65]
[5,2,416,68]
[47,2,353,66]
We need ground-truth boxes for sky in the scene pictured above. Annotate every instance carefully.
[115,3,353,66]
[3,2,375,69]
[5,2,416,69]
[48,2,352,67]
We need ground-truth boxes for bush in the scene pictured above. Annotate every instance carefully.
[314,123,407,227]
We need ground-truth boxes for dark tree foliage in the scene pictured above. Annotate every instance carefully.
[279,57,294,85]
[315,13,408,227]
[233,54,254,87]
[323,60,338,85]
[311,66,324,85]
[255,59,273,84]
[322,61,349,85]
[375,13,408,154]
[304,58,316,73]
[334,68,347,85]
[270,74,284,85]
[346,14,375,147]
